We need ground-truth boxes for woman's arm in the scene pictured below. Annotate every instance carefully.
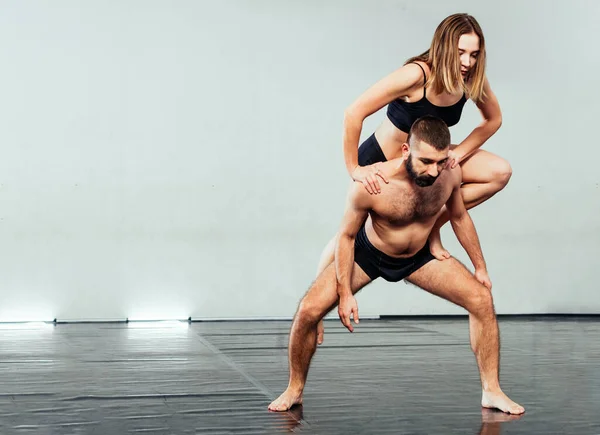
[343,63,423,191]
[451,78,503,166]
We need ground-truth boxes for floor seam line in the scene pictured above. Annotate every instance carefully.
[195,331,311,429]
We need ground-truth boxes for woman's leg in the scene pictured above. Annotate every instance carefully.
[429,149,513,260]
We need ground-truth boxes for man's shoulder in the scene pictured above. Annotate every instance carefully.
[347,181,375,209]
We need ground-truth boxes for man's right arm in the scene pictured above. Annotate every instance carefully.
[334,182,371,298]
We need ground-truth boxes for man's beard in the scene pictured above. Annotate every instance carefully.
[405,156,438,187]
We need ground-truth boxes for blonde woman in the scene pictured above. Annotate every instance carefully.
[317,13,511,343]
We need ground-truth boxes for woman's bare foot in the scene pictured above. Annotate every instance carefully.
[268,388,303,412]
[317,320,324,345]
[429,228,451,261]
[482,390,525,415]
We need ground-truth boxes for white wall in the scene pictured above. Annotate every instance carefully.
[0,0,598,321]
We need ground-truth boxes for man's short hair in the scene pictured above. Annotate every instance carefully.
[407,115,451,151]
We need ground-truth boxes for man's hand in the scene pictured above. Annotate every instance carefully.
[351,163,389,195]
[338,294,359,332]
[475,268,492,290]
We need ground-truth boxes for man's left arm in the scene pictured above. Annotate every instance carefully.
[445,169,492,289]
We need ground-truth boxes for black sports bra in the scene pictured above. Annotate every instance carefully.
[386,62,467,133]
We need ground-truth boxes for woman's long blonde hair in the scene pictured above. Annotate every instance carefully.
[405,13,487,103]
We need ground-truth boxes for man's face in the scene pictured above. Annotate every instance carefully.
[405,141,449,187]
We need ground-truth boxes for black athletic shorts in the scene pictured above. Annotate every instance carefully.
[357,133,387,166]
[354,223,435,282]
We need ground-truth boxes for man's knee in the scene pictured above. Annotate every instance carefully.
[465,284,495,318]
[295,277,332,326]
[296,297,324,326]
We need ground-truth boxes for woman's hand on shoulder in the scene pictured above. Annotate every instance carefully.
[351,163,389,195]
[445,148,464,169]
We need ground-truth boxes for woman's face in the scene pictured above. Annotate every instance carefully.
[458,32,480,78]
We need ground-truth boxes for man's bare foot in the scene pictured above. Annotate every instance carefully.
[429,229,450,261]
[482,390,525,415]
[481,407,524,424]
[317,320,324,345]
[268,388,303,412]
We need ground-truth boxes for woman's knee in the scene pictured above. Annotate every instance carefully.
[493,158,513,188]
[461,151,513,188]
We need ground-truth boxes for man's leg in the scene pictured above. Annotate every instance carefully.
[314,234,337,345]
[268,261,372,411]
[405,257,525,415]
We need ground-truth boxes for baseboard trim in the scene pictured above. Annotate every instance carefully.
[2,313,598,325]
[379,313,600,321]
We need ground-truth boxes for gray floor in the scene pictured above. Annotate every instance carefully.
[1,317,599,434]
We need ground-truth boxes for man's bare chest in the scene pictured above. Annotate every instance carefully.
[376,182,449,224]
